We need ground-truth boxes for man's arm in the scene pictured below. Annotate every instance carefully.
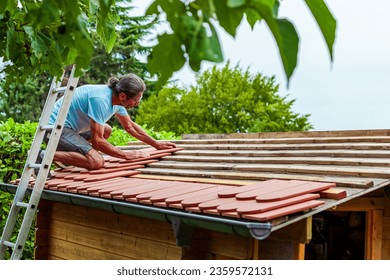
[115,113,177,149]
[89,118,149,159]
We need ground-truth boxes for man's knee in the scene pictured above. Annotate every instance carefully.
[86,150,105,170]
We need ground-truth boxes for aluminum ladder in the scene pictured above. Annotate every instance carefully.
[0,65,79,260]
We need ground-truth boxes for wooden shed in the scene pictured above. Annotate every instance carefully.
[2,129,390,260]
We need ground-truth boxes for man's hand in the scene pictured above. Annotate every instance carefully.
[154,141,177,150]
[123,150,150,160]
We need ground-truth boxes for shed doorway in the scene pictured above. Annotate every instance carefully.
[305,211,366,260]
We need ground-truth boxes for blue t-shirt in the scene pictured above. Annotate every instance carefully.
[49,85,128,133]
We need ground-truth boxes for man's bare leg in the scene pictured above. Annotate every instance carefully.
[53,124,112,170]
[53,149,104,170]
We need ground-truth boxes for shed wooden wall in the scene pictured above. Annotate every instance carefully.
[35,200,260,260]
[35,200,181,260]
[35,195,390,260]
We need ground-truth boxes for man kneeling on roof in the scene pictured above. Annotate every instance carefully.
[41,73,177,170]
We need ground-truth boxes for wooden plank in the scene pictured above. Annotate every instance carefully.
[169,143,390,151]
[294,244,306,260]
[331,197,385,211]
[48,236,181,260]
[49,219,181,260]
[185,229,251,260]
[50,202,178,242]
[234,163,390,179]
[134,174,250,186]
[365,210,383,260]
[163,155,390,168]
[180,129,390,139]
[319,188,347,200]
[177,136,390,144]
[125,135,390,146]
[175,149,390,159]
[138,168,374,188]
[149,161,390,179]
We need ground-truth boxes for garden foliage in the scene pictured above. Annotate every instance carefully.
[0,118,179,259]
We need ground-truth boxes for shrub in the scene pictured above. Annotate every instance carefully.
[0,118,179,259]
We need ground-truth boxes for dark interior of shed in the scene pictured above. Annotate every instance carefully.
[305,211,366,260]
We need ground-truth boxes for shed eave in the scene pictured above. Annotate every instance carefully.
[0,182,272,241]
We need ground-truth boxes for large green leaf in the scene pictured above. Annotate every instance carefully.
[304,0,336,61]
[267,18,299,85]
[250,0,299,83]
[0,0,18,14]
[147,33,186,87]
[186,18,223,71]
[213,0,245,37]
[23,27,48,60]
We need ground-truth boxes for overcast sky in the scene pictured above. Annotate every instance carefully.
[133,0,390,131]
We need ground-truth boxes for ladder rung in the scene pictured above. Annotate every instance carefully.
[16,202,29,208]
[40,125,54,131]
[28,163,41,169]
[3,241,16,248]
[53,86,67,94]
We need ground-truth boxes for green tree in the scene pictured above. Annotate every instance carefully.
[136,62,313,135]
[0,75,50,122]
[0,0,336,88]
[81,2,157,95]
[0,1,156,122]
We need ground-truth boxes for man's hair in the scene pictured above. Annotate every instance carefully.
[108,74,146,98]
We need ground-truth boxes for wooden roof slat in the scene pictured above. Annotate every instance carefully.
[234,163,390,179]
[124,134,390,146]
[174,149,390,158]
[146,143,390,151]
[181,129,390,139]
[161,155,390,167]
[137,167,374,188]
[147,161,390,179]
[176,136,390,144]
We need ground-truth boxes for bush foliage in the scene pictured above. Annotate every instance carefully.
[0,118,179,259]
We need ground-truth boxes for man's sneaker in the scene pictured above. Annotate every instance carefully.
[33,150,52,179]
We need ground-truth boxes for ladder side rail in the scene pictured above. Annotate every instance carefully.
[10,68,80,260]
[0,77,61,259]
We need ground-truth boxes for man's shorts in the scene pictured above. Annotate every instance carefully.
[44,127,93,155]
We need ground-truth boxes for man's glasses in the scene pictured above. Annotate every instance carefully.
[131,96,142,105]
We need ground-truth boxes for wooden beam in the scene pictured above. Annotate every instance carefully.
[330,197,385,211]
[365,210,383,260]
[294,244,306,260]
